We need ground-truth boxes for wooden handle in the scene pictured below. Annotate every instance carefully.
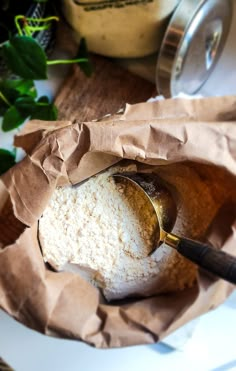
[177,237,236,284]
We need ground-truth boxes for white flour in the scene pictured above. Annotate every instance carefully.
[39,163,219,300]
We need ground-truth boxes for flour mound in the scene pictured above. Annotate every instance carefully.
[39,163,217,300]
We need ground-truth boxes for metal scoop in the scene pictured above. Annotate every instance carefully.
[113,172,236,285]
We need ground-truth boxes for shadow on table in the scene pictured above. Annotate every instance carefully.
[211,359,236,371]
[148,342,175,354]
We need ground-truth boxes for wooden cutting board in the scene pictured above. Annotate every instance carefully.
[55,54,156,122]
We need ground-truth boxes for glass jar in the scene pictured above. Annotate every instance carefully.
[61,0,233,97]
[61,0,180,58]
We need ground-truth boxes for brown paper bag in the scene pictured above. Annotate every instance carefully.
[0,96,236,348]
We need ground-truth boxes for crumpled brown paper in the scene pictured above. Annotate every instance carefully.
[0,96,236,348]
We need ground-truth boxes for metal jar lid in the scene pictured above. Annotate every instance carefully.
[156,0,233,97]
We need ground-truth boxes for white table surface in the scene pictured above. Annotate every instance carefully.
[1,4,236,370]
[0,291,236,371]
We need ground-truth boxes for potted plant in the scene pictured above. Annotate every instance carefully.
[0,0,92,175]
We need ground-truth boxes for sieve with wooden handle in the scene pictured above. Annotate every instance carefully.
[113,172,236,285]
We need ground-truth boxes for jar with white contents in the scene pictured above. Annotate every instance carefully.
[61,0,233,97]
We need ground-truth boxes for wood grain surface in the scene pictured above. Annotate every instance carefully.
[55,54,155,122]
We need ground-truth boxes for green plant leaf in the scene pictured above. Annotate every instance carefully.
[76,38,93,77]
[0,148,16,175]
[10,79,36,98]
[0,79,36,103]
[12,95,57,123]
[0,96,8,115]
[15,96,35,116]
[37,95,50,103]
[15,95,57,121]
[31,99,58,120]
[2,35,47,79]
[2,105,26,131]
[0,105,7,116]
